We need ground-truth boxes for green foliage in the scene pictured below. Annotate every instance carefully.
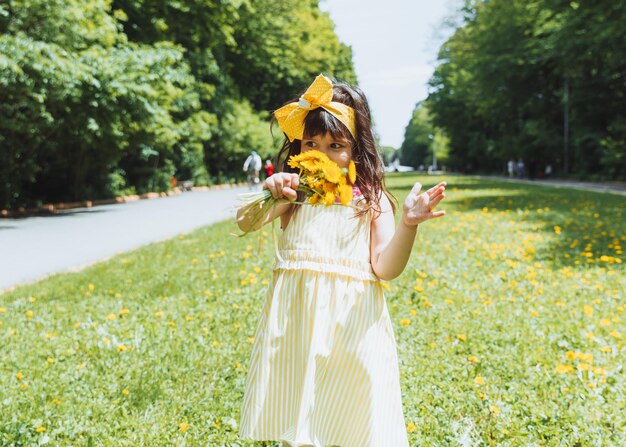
[206,98,274,182]
[425,0,626,179]
[0,0,356,209]
[399,102,450,168]
[379,145,398,166]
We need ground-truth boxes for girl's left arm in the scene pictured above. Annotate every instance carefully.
[370,182,446,280]
[370,193,418,281]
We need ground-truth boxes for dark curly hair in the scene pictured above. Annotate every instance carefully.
[269,75,398,219]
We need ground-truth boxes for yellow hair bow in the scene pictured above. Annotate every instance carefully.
[273,74,357,143]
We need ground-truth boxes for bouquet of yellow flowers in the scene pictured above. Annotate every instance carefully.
[235,149,357,236]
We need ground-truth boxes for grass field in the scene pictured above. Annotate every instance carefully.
[1,173,624,446]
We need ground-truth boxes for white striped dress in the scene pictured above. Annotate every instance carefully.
[238,192,409,447]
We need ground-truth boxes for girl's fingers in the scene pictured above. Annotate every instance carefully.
[273,176,284,198]
[290,173,300,189]
[430,192,445,206]
[283,187,296,201]
[266,179,278,198]
[410,182,422,196]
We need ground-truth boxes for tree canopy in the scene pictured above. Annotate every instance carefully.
[0,0,356,209]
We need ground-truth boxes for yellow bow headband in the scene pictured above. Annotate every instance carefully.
[273,74,357,143]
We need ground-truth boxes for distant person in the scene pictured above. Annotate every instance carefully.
[243,150,262,189]
[516,158,525,179]
[545,164,552,178]
[263,159,274,179]
[507,159,515,178]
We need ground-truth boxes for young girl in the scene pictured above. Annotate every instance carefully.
[236,74,446,447]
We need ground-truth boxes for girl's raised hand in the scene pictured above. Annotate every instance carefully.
[402,181,447,227]
[263,172,300,201]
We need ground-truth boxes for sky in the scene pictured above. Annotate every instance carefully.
[318,0,460,149]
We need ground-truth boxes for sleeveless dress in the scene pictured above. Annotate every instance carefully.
[238,190,409,447]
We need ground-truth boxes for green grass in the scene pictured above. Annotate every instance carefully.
[1,173,624,446]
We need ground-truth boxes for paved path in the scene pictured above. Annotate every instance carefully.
[0,186,256,294]
[468,174,626,196]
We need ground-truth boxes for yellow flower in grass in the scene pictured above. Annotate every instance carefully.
[556,364,574,374]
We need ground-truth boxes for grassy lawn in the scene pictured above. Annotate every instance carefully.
[1,173,624,446]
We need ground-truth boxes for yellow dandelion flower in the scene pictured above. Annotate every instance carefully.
[35,426,46,433]
[309,193,321,204]
[348,160,357,184]
[122,389,129,395]
[323,181,336,193]
[474,376,485,385]
[16,372,23,380]
[339,184,353,206]
[556,364,574,374]
[324,161,343,184]
[467,356,478,363]
[490,405,500,414]
[407,421,416,433]
[458,334,467,341]
[323,191,335,205]
[400,318,411,326]
[179,422,189,432]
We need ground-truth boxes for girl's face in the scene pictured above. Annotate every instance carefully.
[301,132,353,169]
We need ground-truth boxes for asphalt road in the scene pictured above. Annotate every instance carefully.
[0,186,254,294]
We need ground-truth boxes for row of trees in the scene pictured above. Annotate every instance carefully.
[0,0,356,209]
[401,0,625,180]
